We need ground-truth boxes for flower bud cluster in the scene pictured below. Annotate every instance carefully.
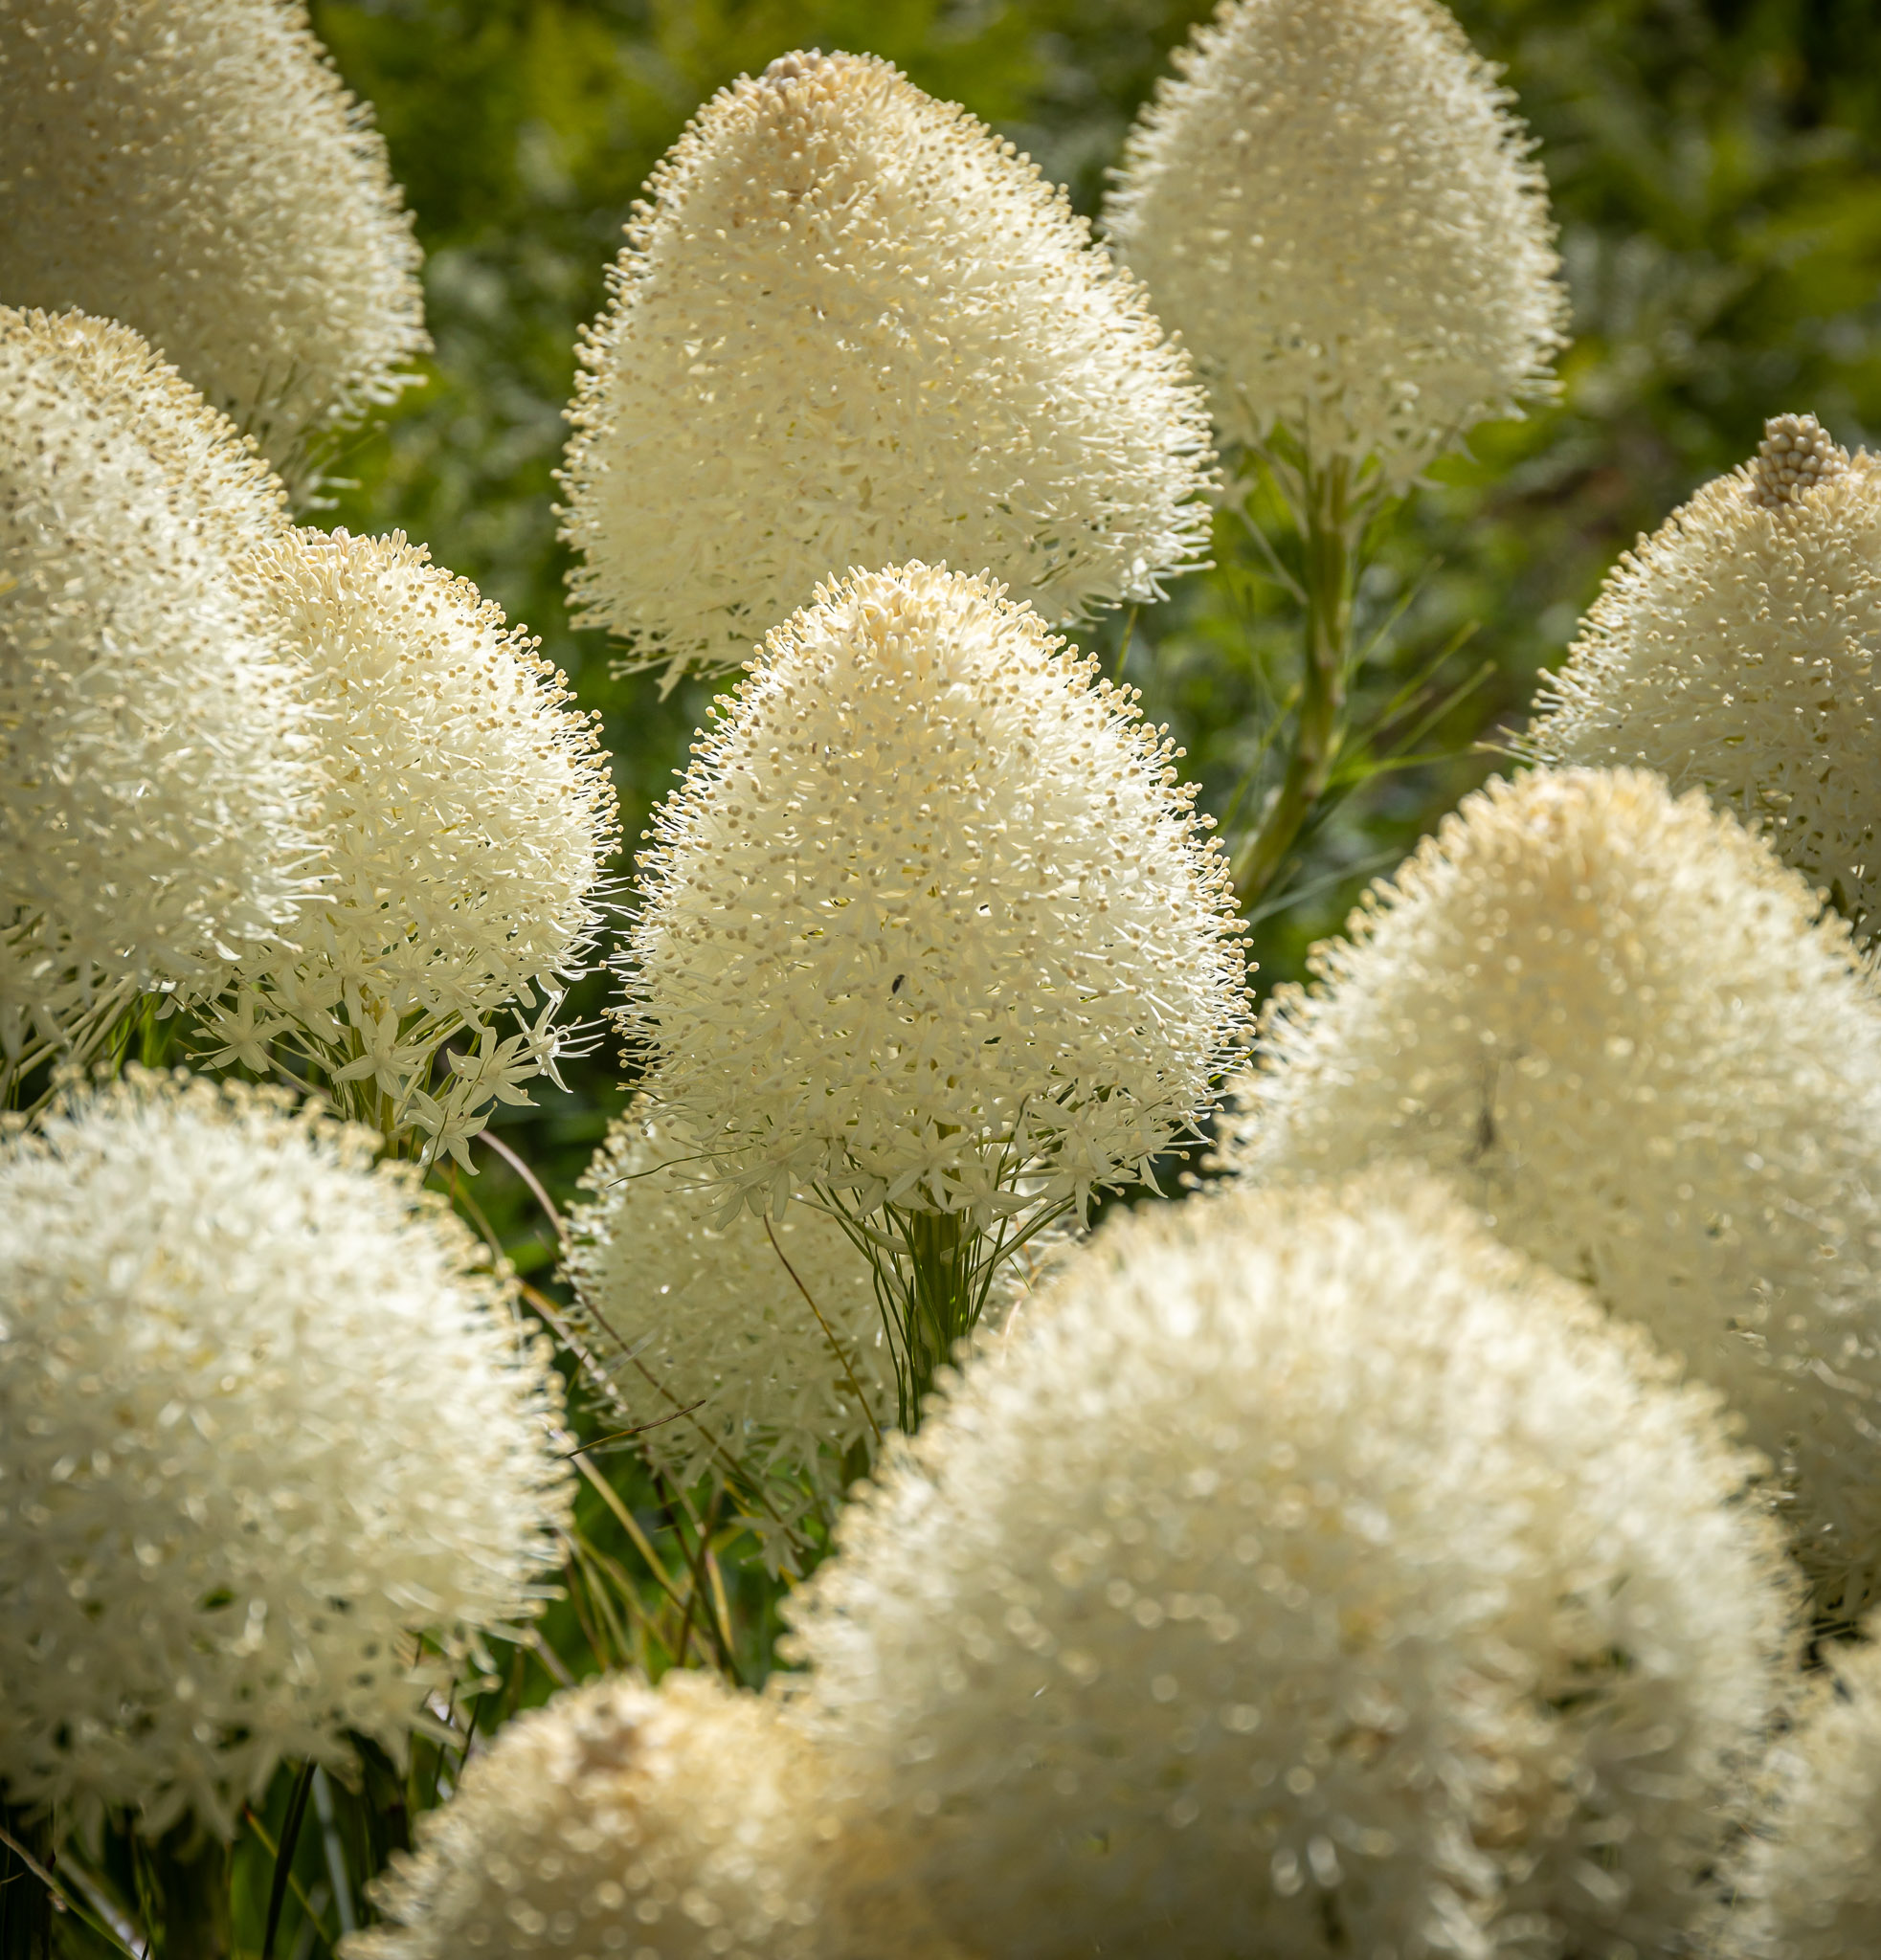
[0,307,314,1074]
[1222,767,1881,1617]
[1526,418,1881,937]
[563,1102,893,1527]
[784,1170,1792,1960]
[0,1072,572,1839]
[0,0,427,484]
[202,528,619,1165]
[623,564,1250,1222]
[355,1671,834,1960]
[1106,0,1565,482]
[560,50,1213,684]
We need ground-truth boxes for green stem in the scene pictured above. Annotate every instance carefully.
[895,1208,976,1432]
[0,1807,53,1960]
[1232,456,1359,907]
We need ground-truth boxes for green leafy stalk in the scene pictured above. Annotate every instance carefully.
[1232,453,1363,907]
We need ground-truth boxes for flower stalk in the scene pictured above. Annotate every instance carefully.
[1231,451,1366,907]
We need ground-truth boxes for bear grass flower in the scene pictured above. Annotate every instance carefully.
[559,49,1214,687]
[623,563,1248,1414]
[353,1670,834,1960]
[202,527,620,1166]
[562,1100,894,1533]
[0,0,428,488]
[0,307,313,1085]
[0,1071,573,1841]
[1106,0,1565,485]
[783,1170,1793,1960]
[1526,413,1881,938]
[1221,766,1881,1622]
[1722,1629,1881,1960]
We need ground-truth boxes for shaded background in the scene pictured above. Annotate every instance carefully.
[302,0,1881,1262]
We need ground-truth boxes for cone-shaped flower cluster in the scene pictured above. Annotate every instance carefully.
[0,0,427,483]
[1,308,313,1076]
[563,1102,893,1521]
[354,1671,834,1960]
[784,1171,1791,1960]
[559,50,1214,685]
[623,564,1250,1222]
[1526,414,1881,937]
[204,527,619,1164]
[1222,767,1881,1618]
[1106,0,1565,483]
[1723,1631,1881,1960]
[0,1072,572,1839]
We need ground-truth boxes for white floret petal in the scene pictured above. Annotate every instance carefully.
[1722,1628,1881,1960]
[1220,765,1881,1619]
[213,527,620,1161]
[1106,0,1567,484]
[351,1670,835,1960]
[562,1102,894,1526]
[783,1169,1794,1960]
[622,563,1252,1223]
[0,1071,574,1841]
[0,0,428,488]
[1526,419,1881,938]
[0,307,316,1073]
[557,49,1216,684]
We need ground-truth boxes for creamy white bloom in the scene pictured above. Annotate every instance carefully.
[563,1102,894,1517]
[784,1171,1793,1960]
[207,527,618,1164]
[623,564,1250,1222]
[1722,1630,1881,1960]
[559,50,1213,685]
[353,1671,834,1960]
[0,0,427,485]
[1107,0,1566,483]
[1221,767,1881,1619]
[0,307,313,1074]
[0,1072,572,1840]
[1526,414,1881,937]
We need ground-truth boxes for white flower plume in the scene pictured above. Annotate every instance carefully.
[0,0,428,487]
[1,307,314,1080]
[783,1170,1793,1960]
[353,1671,834,1960]
[558,49,1214,685]
[1526,413,1881,937]
[1106,0,1566,483]
[206,527,619,1165]
[1220,766,1881,1620]
[562,1101,894,1521]
[1722,1628,1881,1960]
[0,1071,572,1840]
[623,564,1251,1223]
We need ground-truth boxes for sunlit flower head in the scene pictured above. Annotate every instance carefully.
[1526,414,1881,937]
[0,307,312,1075]
[206,526,619,1164]
[354,1670,834,1960]
[1106,0,1566,483]
[559,49,1214,686]
[623,564,1250,1223]
[0,0,428,487]
[1221,766,1881,1620]
[785,1170,1792,1960]
[0,1071,572,1840]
